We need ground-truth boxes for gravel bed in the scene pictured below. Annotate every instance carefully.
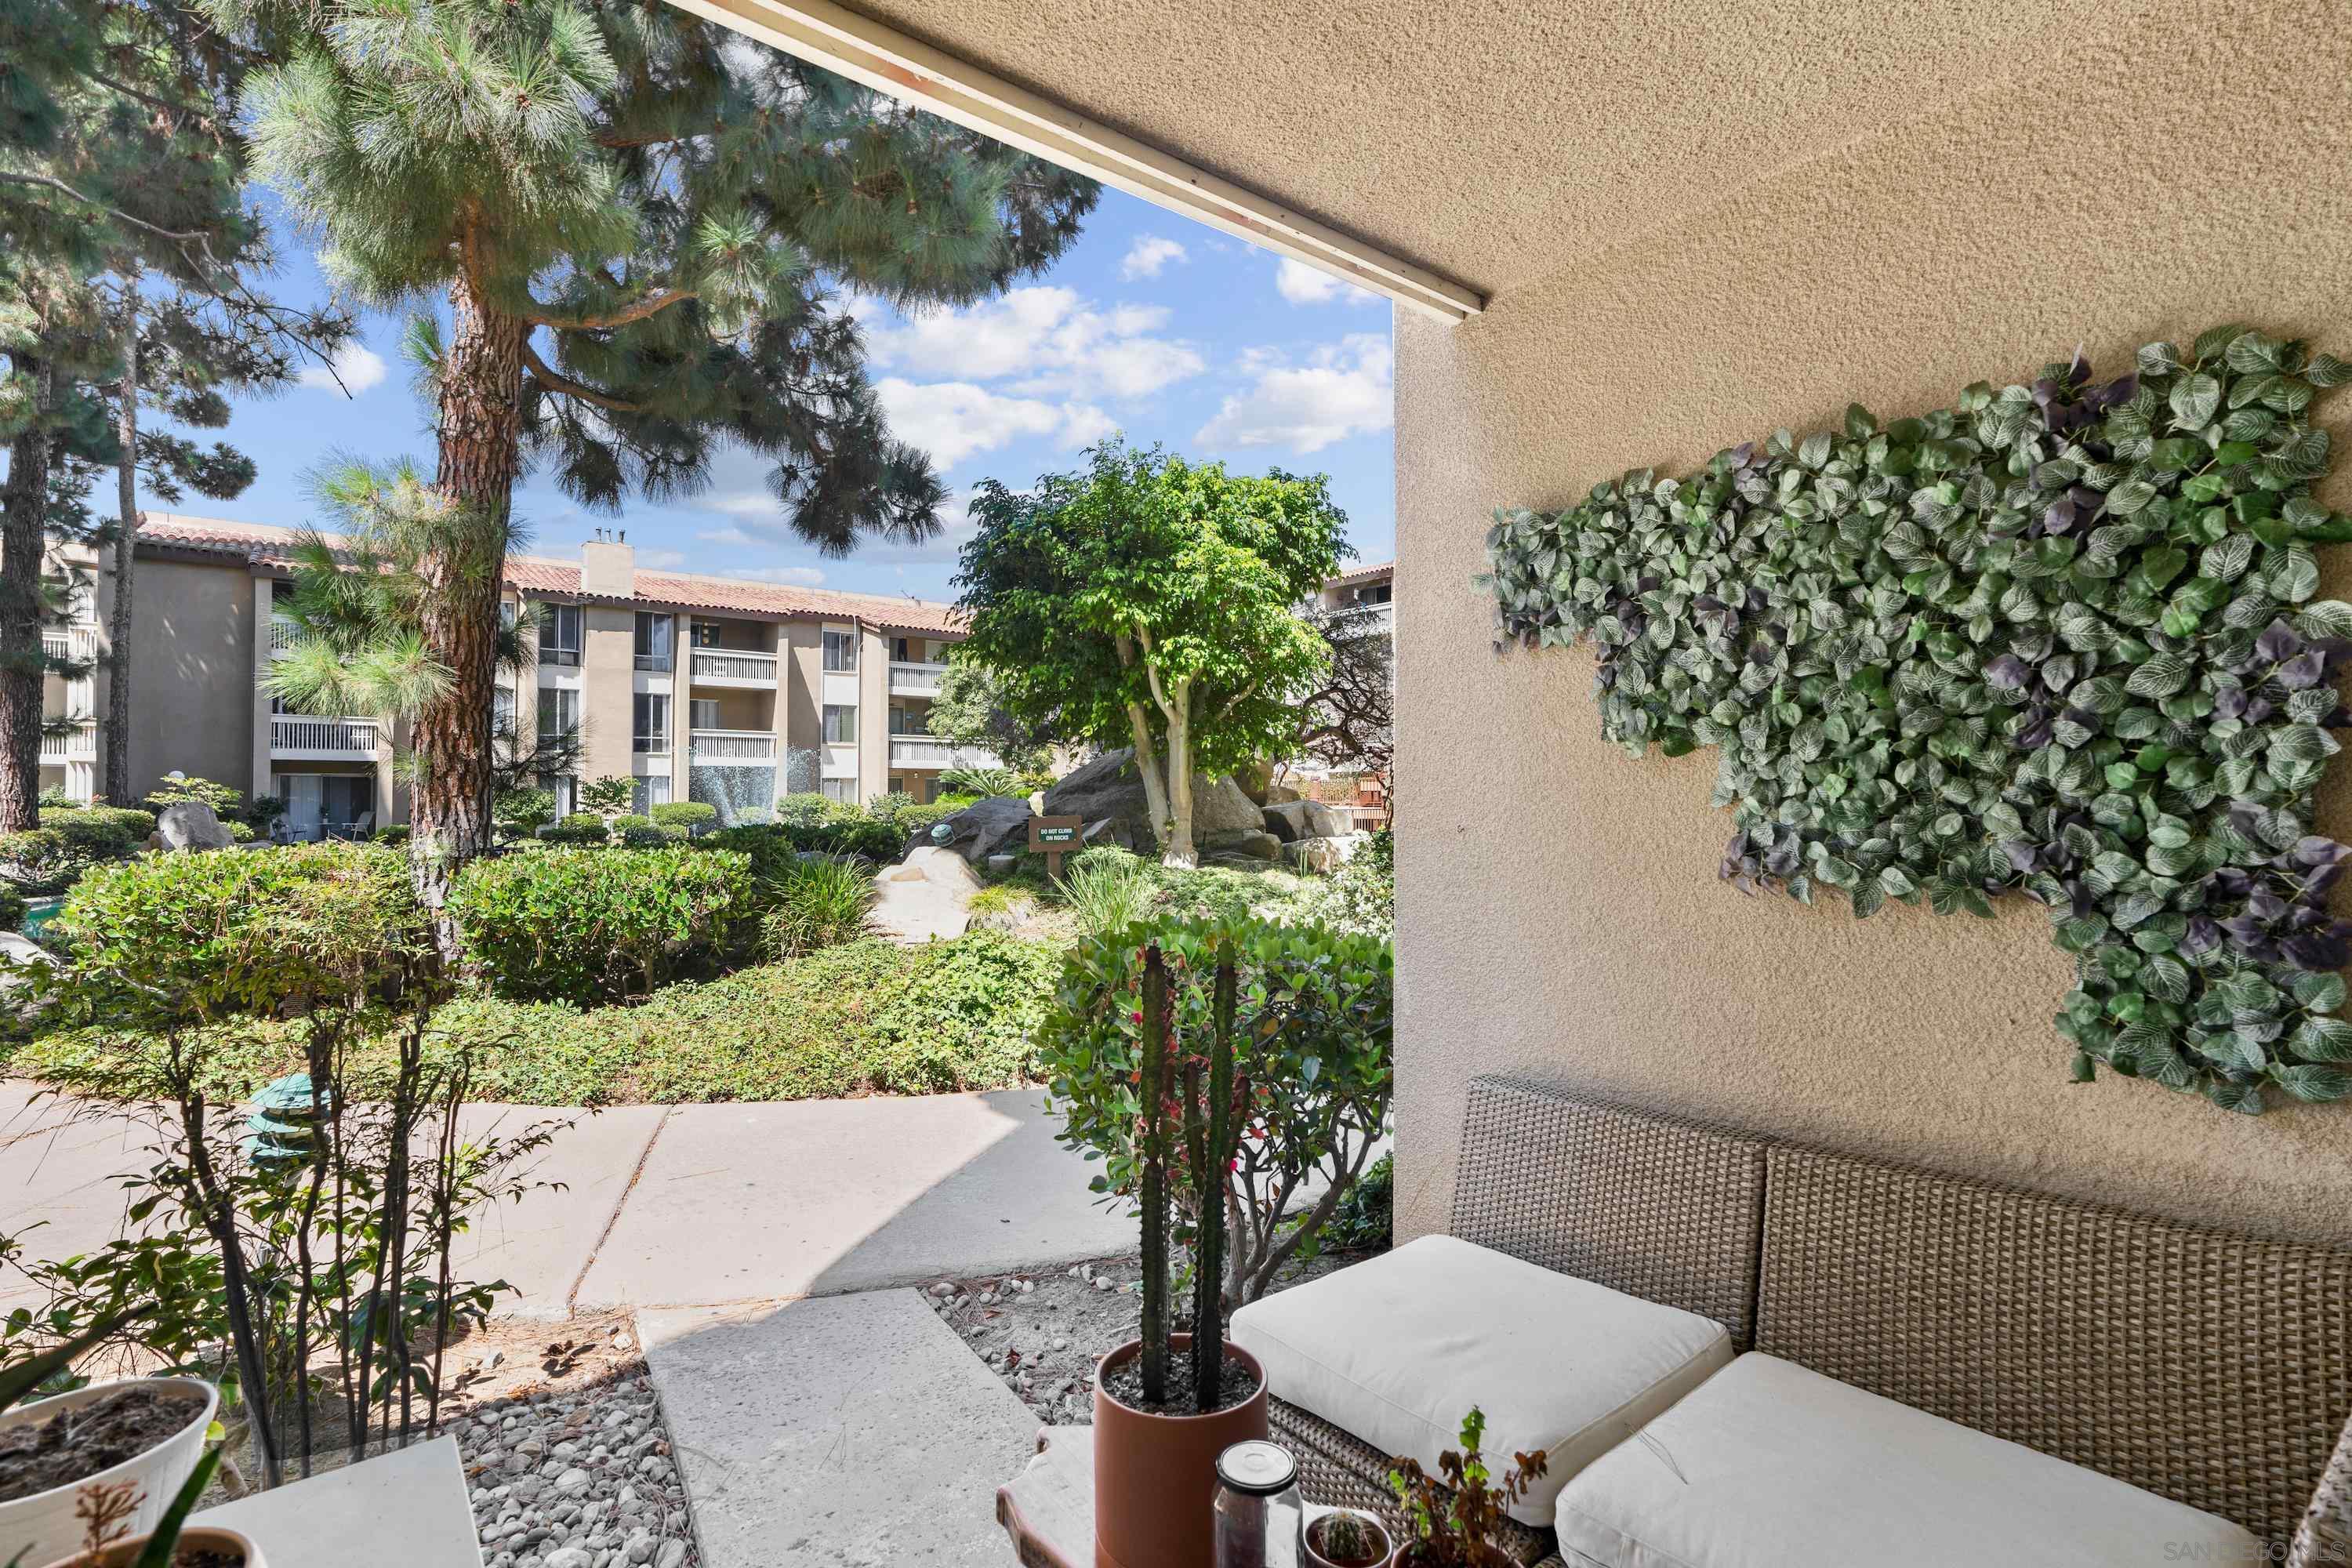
[447,1354,697,1568]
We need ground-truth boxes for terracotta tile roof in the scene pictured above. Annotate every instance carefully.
[1327,558,1395,588]
[136,514,964,635]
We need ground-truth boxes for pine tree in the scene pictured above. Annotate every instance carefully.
[0,0,346,826]
[222,0,1098,931]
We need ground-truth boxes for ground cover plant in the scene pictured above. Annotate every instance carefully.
[13,930,1062,1107]
[1485,328,2352,1112]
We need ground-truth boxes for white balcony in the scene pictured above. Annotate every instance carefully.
[691,728,777,764]
[272,714,380,760]
[43,627,96,666]
[690,648,779,688]
[888,736,1002,771]
[888,660,947,698]
[39,722,96,761]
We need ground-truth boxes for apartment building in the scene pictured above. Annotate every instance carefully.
[39,515,999,835]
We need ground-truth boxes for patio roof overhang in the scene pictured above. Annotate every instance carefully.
[659,0,2114,322]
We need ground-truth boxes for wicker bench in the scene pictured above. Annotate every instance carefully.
[1255,1076,2352,1566]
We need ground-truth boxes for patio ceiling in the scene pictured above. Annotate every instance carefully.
[682,0,2111,314]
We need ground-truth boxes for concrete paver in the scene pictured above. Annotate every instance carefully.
[641,1290,1040,1567]
[574,1089,1131,1307]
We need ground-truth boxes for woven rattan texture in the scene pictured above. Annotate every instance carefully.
[1447,1076,1768,1347]
[1755,1142,2352,1548]
[1271,1394,1560,1566]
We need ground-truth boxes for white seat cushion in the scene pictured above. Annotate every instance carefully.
[1228,1234,1733,1526]
[1553,1352,2262,1567]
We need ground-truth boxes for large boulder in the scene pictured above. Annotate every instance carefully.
[1204,828,1284,861]
[1045,749,1261,850]
[148,800,234,852]
[871,846,984,943]
[1292,832,1368,873]
[1261,799,1355,843]
[927,795,1033,865]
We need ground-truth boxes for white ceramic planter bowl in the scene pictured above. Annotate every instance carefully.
[0,1377,218,1567]
[36,1521,262,1568]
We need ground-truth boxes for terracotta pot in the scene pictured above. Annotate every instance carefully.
[1093,1334,1269,1568]
[37,1523,263,1568]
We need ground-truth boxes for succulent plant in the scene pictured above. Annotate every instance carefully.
[1483,327,2352,1113]
[1315,1509,1380,1562]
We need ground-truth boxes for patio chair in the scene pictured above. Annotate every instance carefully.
[1230,1076,2352,1567]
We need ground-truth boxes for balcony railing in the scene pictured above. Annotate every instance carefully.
[691,648,779,684]
[271,714,380,757]
[690,728,776,763]
[635,652,673,672]
[633,732,670,754]
[887,736,1002,770]
[39,723,96,761]
[43,627,97,667]
[888,660,947,698]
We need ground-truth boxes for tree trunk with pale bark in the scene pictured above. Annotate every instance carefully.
[411,272,527,949]
[0,355,56,834]
[104,297,139,806]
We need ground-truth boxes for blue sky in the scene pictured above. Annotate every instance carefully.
[201,186,1396,604]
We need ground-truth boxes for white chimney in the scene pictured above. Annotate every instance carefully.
[581,533,636,597]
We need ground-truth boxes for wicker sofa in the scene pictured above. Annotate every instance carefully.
[1239,1076,2352,1567]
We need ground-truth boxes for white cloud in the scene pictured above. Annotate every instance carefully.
[1120,235,1187,280]
[1274,257,1377,307]
[1194,333,1393,456]
[296,343,387,395]
[723,564,826,587]
[874,379,1113,468]
[636,548,688,569]
[859,286,1204,401]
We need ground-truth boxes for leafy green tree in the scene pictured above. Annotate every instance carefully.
[1,0,343,829]
[955,442,1346,866]
[927,657,1054,774]
[220,0,1096,918]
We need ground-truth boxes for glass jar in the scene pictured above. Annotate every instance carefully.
[1214,1439,1304,1568]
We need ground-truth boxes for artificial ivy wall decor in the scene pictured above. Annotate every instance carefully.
[1484,327,2352,1113]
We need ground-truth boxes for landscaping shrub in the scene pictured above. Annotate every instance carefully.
[781,815,904,862]
[373,823,411,845]
[651,800,717,833]
[0,827,122,897]
[1298,827,1394,941]
[35,785,72,808]
[492,787,557,840]
[889,800,960,843]
[535,821,605,846]
[1058,847,1156,936]
[698,822,800,880]
[1321,1150,1393,1252]
[59,804,157,841]
[773,793,845,827]
[612,814,653,833]
[619,824,683,847]
[559,811,604,833]
[758,855,876,958]
[865,928,1060,1091]
[0,882,27,931]
[1039,913,1392,1301]
[139,774,245,818]
[448,845,754,1004]
[938,764,1023,798]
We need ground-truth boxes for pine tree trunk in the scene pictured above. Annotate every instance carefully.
[413,271,527,950]
[0,354,55,834]
[103,297,138,806]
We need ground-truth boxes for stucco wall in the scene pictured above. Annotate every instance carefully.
[1393,1,2352,1249]
[581,607,637,783]
[126,558,254,799]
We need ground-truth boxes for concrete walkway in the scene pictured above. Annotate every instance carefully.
[1,1076,1133,1562]
[1,1080,1131,1313]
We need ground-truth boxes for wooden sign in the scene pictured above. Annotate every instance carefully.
[1028,815,1083,877]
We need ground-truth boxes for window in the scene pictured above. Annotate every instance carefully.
[500,599,518,630]
[888,706,924,736]
[891,636,932,663]
[690,697,720,731]
[542,773,576,816]
[539,604,582,665]
[634,612,673,671]
[691,621,723,648]
[820,778,853,804]
[631,775,672,814]
[822,628,858,672]
[633,693,670,752]
[493,685,516,735]
[538,686,580,744]
[824,704,856,743]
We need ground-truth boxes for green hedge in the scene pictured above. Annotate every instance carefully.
[12,931,1060,1105]
[448,846,754,1004]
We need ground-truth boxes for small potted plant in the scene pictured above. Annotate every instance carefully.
[1093,938,1270,1568]
[1386,1408,1548,1568]
[1305,1507,1394,1567]
[35,1446,263,1567]
[0,1334,220,1568]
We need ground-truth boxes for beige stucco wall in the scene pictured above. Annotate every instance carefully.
[581,607,636,784]
[782,621,822,796]
[1394,2,2352,1250]
[125,558,256,800]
